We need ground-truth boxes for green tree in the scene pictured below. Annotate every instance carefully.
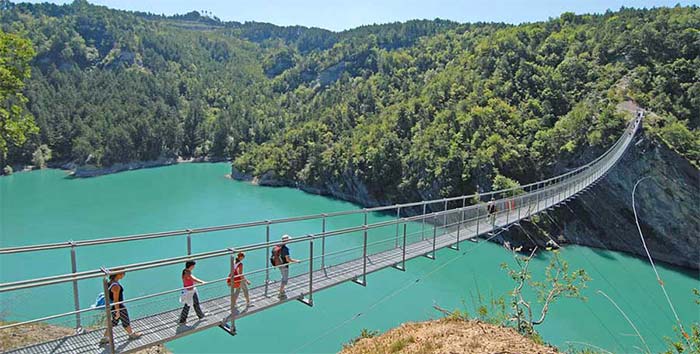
[501,247,590,339]
[31,144,52,168]
[0,30,37,158]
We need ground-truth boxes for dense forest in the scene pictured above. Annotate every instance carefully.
[0,0,698,204]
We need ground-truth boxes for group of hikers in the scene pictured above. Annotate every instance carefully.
[98,234,299,345]
[99,199,508,345]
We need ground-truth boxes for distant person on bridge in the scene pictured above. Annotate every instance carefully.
[178,260,208,325]
[271,234,299,299]
[487,197,497,224]
[99,270,141,346]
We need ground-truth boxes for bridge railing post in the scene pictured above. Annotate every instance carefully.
[229,250,236,332]
[443,199,448,236]
[307,237,314,306]
[264,221,271,297]
[186,229,192,256]
[475,202,481,237]
[69,242,82,333]
[558,178,563,204]
[361,223,368,285]
[397,223,407,271]
[431,214,437,258]
[505,195,510,225]
[421,202,427,240]
[395,206,401,248]
[452,197,466,250]
[549,180,555,207]
[402,223,407,268]
[321,215,326,270]
[353,211,368,286]
[102,276,116,354]
[566,176,576,198]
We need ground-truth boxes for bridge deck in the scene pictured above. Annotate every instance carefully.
[6,199,552,354]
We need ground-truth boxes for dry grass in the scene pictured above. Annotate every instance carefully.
[340,318,559,354]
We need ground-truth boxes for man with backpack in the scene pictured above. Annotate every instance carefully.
[270,234,299,299]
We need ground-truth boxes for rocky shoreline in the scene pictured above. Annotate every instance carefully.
[2,156,229,178]
[230,166,390,208]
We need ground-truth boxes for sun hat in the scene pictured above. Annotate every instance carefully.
[281,234,291,241]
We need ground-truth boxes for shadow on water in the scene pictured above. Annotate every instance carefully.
[590,247,618,261]
[585,244,699,280]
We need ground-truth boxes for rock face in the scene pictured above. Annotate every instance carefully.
[502,132,699,270]
[71,158,179,177]
[549,133,698,270]
[231,166,390,207]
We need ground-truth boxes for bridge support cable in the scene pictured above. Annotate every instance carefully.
[633,177,693,349]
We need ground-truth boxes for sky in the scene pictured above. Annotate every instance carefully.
[22,0,700,31]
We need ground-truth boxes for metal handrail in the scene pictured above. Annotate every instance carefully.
[0,117,640,293]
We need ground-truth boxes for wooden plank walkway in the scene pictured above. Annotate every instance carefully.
[4,198,559,354]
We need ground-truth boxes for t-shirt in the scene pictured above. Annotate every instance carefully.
[182,269,194,290]
[108,281,124,309]
[232,262,243,288]
[280,245,290,266]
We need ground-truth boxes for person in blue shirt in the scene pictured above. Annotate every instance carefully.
[271,234,299,299]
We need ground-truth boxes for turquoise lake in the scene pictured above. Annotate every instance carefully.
[0,163,697,353]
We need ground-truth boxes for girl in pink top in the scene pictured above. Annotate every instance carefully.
[178,261,207,324]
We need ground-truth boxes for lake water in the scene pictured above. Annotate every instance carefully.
[1,163,697,353]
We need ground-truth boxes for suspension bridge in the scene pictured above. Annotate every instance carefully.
[0,116,642,353]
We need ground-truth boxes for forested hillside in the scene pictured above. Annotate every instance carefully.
[1,0,698,204]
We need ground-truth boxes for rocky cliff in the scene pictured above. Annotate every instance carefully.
[503,131,699,270]
[232,129,699,270]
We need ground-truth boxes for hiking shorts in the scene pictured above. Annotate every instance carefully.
[233,282,249,300]
[111,307,130,328]
[279,266,289,285]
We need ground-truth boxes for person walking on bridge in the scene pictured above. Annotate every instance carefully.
[487,197,497,225]
[178,260,208,325]
[271,234,299,299]
[99,270,141,346]
[228,252,251,309]
[221,252,251,332]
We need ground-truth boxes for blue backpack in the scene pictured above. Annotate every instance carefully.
[91,293,105,309]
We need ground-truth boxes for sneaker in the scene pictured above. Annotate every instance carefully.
[198,312,210,319]
[278,292,287,300]
[128,332,142,340]
[98,337,110,346]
